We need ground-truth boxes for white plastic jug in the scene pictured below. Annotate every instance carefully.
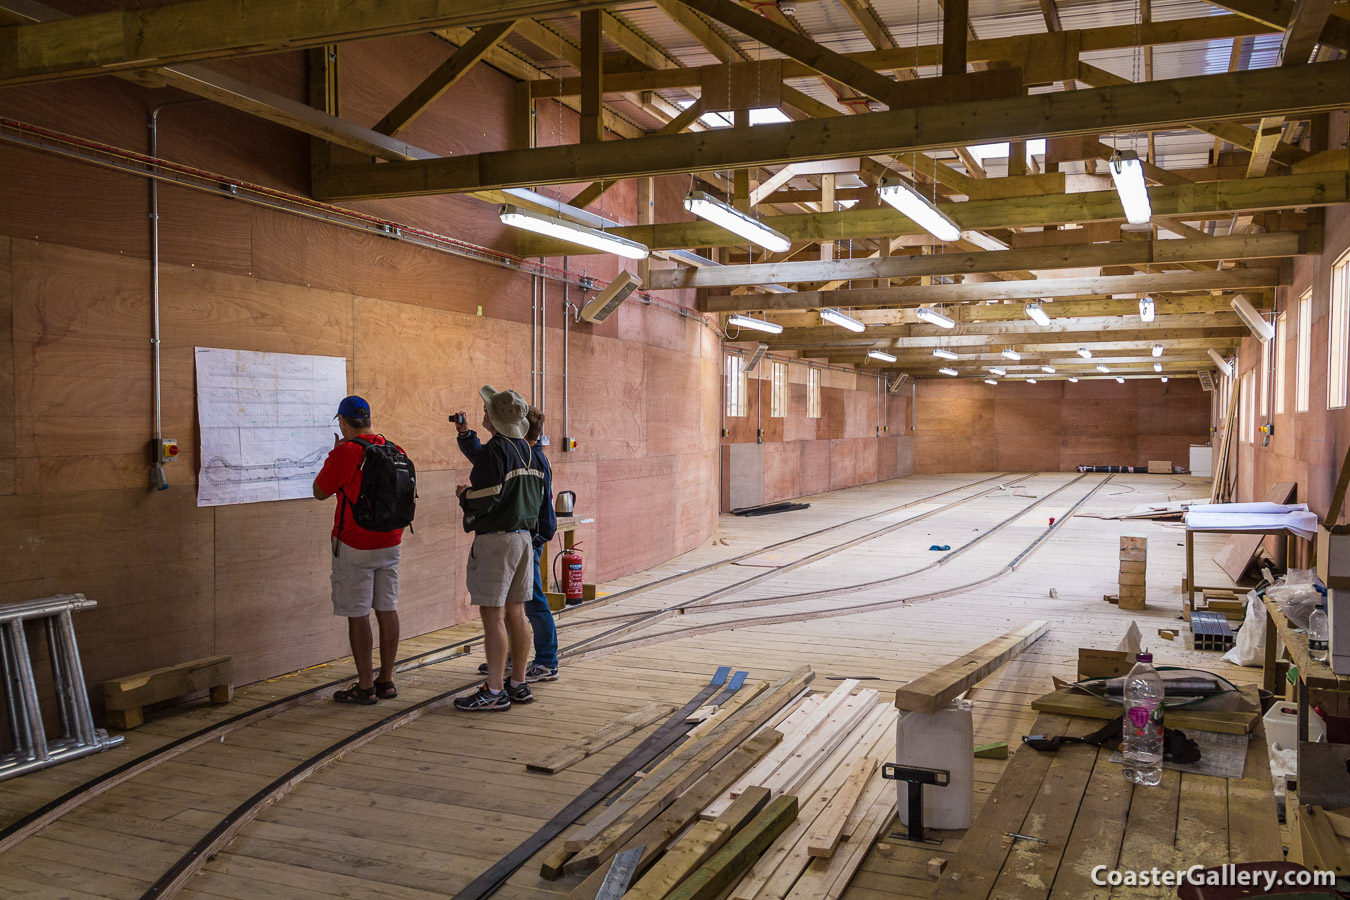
[895,699,974,830]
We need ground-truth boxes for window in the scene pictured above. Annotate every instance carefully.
[1332,251,1350,410]
[1297,290,1312,412]
[1241,371,1255,444]
[770,361,787,418]
[1275,311,1288,415]
[807,368,821,419]
[1260,335,1271,418]
[725,354,747,418]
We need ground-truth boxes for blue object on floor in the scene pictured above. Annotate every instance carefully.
[929,544,951,551]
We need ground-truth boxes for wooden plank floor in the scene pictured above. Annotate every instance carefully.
[0,472,1261,900]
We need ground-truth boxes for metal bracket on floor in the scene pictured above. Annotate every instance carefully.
[882,762,949,845]
[0,593,124,781]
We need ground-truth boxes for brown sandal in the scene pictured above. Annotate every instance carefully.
[333,683,378,705]
[374,680,397,700]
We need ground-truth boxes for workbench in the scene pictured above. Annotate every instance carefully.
[540,514,596,611]
[930,711,1281,899]
[1184,524,1301,620]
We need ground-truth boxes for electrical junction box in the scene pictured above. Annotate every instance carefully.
[158,438,179,462]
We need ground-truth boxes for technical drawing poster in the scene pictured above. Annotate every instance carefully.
[195,348,348,507]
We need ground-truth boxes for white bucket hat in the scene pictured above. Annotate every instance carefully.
[479,385,529,439]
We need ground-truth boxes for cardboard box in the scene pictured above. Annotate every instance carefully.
[1316,526,1350,590]
[1078,648,1136,680]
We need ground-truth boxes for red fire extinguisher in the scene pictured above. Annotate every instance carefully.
[561,546,585,605]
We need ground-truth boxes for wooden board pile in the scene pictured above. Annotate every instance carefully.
[543,670,898,900]
[1118,534,1147,611]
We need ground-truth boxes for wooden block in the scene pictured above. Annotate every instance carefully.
[1103,594,1119,604]
[1118,592,1146,611]
[1120,548,1148,563]
[1158,629,1178,641]
[540,847,575,880]
[1118,560,1147,575]
[546,591,566,611]
[1118,572,1146,588]
[1147,460,1172,474]
[894,621,1048,713]
[209,684,233,704]
[928,857,947,878]
[101,655,234,728]
[105,707,143,731]
[974,741,1008,759]
[1119,535,1148,552]
[664,795,799,900]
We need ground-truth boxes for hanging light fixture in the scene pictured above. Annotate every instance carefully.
[1097,364,1110,373]
[990,366,1008,377]
[684,191,791,252]
[1001,349,1022,361]
[1025,302,1051,327]
[1116,376,1126,383]
[877,178,961,242]
[1069,376,1080,383]
[939,367,959,376]
[1161,376,1169,383]
[1154,362,1163,373]
[500,205,650,259]
[916,307,955,329]
[868,349,897,362]
[1108,150,1152,225]
[1041,365,1056,374]
[1027,378,1038,384]
[933,348,959,360]
[1152,344,1163,357]
[1139,296,1156,323]
[1077,347,1093,359]
[727,314,783,334]
[984,378,999,386]
[960,231,1008,251]
[821,308,865,333]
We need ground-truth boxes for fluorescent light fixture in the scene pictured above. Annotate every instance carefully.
[1154,362,1163,373]
[1069,376,1079,383]
[1001,348,1022,361]
[1077,347,1092,359]
[727,314,783,334]
[933,348,959,360]
[1025,302,1051,327]
[1108,150,1152,225]
[1207,348,1233,377]
[1162,376,1169,383]
[1041,365,1056,374]
[1152,343,1163,357]
[984,379,999,386]
[878,178,960,242]
[915,307,955,329]
[990,366,1008,377]
[820,308,865,333]
[1231,294,1275,341]
[1097,364,1110,373]
[499,205,650,259]
[684,191,791,253]
[939,367,959,376]
[867,350,897,362]
[1027,378,1038,384]
[1139,296,1156,323]
[1116,376,1126,383]
[960,230,1008,251]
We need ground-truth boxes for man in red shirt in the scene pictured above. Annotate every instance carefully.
[313,396,403,705]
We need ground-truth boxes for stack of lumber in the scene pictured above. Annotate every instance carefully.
[1118,534,1147,611]
[550,674,898,900]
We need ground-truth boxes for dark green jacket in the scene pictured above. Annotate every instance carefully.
[459,434,544,534]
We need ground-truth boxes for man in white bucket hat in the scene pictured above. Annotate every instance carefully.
[454,386,546,711]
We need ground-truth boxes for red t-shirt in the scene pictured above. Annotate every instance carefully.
[314,435,405,550]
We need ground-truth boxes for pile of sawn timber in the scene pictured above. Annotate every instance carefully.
[541,667,898,900]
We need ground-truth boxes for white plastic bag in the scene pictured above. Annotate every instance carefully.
[1223,590,1267,667]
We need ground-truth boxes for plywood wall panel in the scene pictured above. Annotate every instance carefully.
[0,235,13,466]
[854,437,878,485]
[763,440,801,504]
[595,454,679,577]
[799,440,832,496]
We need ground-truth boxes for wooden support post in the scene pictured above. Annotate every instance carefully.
[1008,140,1027,177]
[580,9,604,144]
[102,655,234,730]
[514,80,535,150]
[942,0,970,76]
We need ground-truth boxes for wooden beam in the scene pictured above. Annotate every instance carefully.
[314,60,1350,200]
[771,327,1248,349]
[509,171,1347,256]
[1280,0,1340,62]
[649,232,1303,290]
[702,268,1287,312]
[1246,117,1288,178]
[678,0,907,107]
[942,0,970,75]
[774,315,1246,343]
[654,0,749,64]
[580,10,604,144]
[895,622,1048,714]
[373,21,515,136]
[1206,0,1350,50]
[0,0,624,86]
[603,10,683,72]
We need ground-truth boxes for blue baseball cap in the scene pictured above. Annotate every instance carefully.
[335,395,370,420]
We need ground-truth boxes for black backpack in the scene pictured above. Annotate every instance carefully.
[342,436,416,532]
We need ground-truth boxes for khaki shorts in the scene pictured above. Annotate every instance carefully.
[331,542,401,617]
[467,531,533,608]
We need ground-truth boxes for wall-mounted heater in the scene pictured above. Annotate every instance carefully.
[580,271,642,323]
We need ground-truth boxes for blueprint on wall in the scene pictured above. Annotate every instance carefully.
[195,348,348,507]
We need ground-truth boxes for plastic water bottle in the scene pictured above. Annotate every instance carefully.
[1309,603,1329,663]
[1122,652,1164,786]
